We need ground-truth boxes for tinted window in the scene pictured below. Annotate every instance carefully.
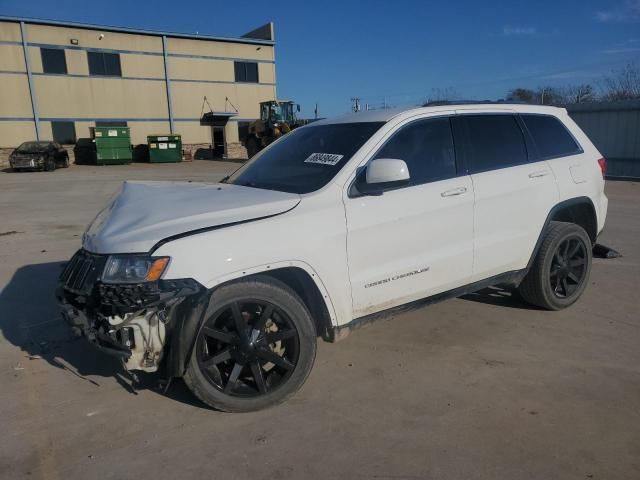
[460,115,528,173]
[41,48,67,74]
[52,121,76,144]
[374,117,456,186]
[87,52,122,76]
[234,61,259,83]
[522,114,581,159]
[229,122,384,194]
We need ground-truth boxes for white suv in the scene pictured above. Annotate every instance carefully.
[58,104,608,412]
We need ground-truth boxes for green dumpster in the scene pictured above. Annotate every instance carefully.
[148,134,182,163]
[91,127,132,165]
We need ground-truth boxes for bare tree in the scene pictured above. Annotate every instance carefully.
[601,63,640,100]
[507,88,537,103]
[506,84,596,105]
[422,87,460,106]
[562,84,596,104]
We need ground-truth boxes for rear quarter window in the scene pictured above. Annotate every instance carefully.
[521,114,582,159]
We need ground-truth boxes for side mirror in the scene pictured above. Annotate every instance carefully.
[296,104,301,112]
[356,158,410,195]
[366,158,410,184]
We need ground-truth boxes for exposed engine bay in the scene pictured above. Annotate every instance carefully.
[105,310,167,372]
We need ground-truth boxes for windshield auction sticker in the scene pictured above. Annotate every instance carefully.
[304,153,344,166]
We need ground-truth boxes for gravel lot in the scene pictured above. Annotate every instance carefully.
[1,162,638,480]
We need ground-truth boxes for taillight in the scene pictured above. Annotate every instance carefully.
[597,158,606,179]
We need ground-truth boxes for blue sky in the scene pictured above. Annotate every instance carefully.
[1,0,639,117]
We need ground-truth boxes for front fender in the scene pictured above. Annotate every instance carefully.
[164,261,338,379]
[200,260,338,325]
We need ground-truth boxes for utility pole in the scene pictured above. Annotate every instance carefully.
[351,97,361,112]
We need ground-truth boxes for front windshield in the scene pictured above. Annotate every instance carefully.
[270,104,283,121]
[229,122,384,194]
[16,141,50,152]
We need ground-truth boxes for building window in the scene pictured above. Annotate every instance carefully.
[41,48,67,74]
[234,61,259,83]
[52,121,76,144]
[87,51,122,76]
[95,121,128,127]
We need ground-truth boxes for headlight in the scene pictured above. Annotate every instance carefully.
[102,255,170,283]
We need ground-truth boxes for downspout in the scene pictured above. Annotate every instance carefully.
[162,35,175,134]
[20,21,40,140]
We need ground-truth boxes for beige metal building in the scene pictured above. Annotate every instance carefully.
[0,16,277,157]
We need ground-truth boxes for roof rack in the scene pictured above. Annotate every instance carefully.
[423,100,532,107]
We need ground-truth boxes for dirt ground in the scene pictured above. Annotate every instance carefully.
[1,162,638,480]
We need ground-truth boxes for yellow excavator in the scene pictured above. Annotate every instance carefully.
[244,100,305,158]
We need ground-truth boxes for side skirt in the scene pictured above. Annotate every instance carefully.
[326,269,526,342]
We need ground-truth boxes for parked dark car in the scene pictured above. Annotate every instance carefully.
[9,141,70,171]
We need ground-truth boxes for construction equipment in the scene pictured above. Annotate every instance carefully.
[244,100,304,157]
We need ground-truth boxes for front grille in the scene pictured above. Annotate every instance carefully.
[60,250,105,295]
[12,158,36,168]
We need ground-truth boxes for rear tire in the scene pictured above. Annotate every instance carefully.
[184,276,317,412]
[245,137,259,159]
[519,221,592,310]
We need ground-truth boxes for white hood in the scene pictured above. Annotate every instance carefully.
[83,181,300,254]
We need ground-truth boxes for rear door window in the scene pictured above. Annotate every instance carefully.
[456,114,528,174]
[521,114,582,159]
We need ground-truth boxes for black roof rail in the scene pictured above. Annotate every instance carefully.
[422,99,533,107]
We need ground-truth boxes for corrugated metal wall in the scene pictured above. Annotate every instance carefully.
[566,100,640,179]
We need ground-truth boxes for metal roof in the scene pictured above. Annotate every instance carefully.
[0,15,275,46]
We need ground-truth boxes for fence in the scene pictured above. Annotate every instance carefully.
[566,100,640,179]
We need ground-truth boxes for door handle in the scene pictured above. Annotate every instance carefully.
[528,170,550,178]
[441,187,467,197]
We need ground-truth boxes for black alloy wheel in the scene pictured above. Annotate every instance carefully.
[549,236,587,298]
[184,276,317,412]
[196,300,300,397]
[519,221,592,310]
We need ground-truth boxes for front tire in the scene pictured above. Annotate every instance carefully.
[184,276,317,412]
[245,136,259,159]
[519,221,592,310]
[44,157,56,172]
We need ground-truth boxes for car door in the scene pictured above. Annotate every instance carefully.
[344,114,474,318]
[453,112,559,281]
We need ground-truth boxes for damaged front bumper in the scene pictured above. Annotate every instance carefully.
[57,249,205,373]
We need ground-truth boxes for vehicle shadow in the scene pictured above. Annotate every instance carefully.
[460,285,541,310]
[0,261,208,409]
